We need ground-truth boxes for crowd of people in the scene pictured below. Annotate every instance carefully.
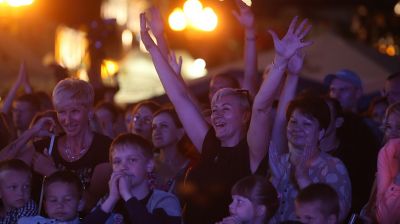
[0,1,400,223]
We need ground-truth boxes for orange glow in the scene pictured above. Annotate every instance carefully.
[386,45,396,56]
[194,7,217,31]
[101,59,119,78]
[6,0,33,7]
[169,0,218,32]
[55,26,88,70]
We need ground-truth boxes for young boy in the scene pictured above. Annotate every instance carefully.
[295,183,340,224]
[18,170,84,224]
[83,133,182,224]
[0,159,37,223]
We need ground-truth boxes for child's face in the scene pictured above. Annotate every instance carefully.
[111,146,153,188]
[229,195,256,223]
[0,170,31,210]
[44,182,81,221]
[384,112,400,140]
[295,201,336,224]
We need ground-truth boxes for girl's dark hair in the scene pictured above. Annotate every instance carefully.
[44,170,83,198]
[131,100,161,115]
[231,175,279,221]
[286,96,331,130]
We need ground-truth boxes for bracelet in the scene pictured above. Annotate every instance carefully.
[271,60,287,71]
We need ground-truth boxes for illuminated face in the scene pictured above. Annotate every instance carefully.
[0,170,31,211]
[295,201,336,224]
[152,113,183,149]
[229,195,257,223]
[329,79,360,112]
[287,109,322,150]
[211,95,246,145]
[45,182,81,221]
[12,101,37,131]
[111,146,153,189]
[56,100,90,137]
[384,112,400,140]
[131,106,153,141]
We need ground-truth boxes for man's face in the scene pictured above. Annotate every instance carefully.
[384,78,400,104]
[329,79,361,112]
[12,101,37,131]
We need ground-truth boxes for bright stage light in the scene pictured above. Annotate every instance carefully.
[6,0,33,7]
[169,8,187,31]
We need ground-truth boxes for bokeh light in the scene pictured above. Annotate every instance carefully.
[168,8,187,31]
[6,0,33,7]
[169,0,218,32]
[394,1,400,16]
[122,29,133,48]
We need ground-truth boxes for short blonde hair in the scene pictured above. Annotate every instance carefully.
[211,88,251,112]
[52,78,94,109]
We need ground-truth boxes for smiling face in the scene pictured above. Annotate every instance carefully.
[111,146,153,189]
[55,100,90,137]
[287,109,322,150]
[44,182,81,221]
[211,95,247,145]
[0,170,31,211]
[131,106,154,141]
[152,112,183,149]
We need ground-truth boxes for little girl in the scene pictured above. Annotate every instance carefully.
[216,175,279,224]
[375,102,400,223]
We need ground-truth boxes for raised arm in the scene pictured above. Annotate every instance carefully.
[233,0,258,98]
[148,7,169,58]
[2,62,27,114]
[140,13,209,152]
[248,17,312,172]
[0,116,54,163]
[271,49,305,155]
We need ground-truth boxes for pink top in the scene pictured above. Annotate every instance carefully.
[376,138,400,223]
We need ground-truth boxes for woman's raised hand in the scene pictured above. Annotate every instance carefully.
[232,0,254,29]
[287,50,305,75]
[268,17,312,62]
[148,7,165,37]
[140,13,157,51]
[167,51,183,76]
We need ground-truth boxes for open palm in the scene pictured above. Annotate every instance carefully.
[269,17,312,60]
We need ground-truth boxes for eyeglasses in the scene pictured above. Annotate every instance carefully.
[132,115,152,125]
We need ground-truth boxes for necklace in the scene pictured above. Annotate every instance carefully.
[64,143,89,161]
